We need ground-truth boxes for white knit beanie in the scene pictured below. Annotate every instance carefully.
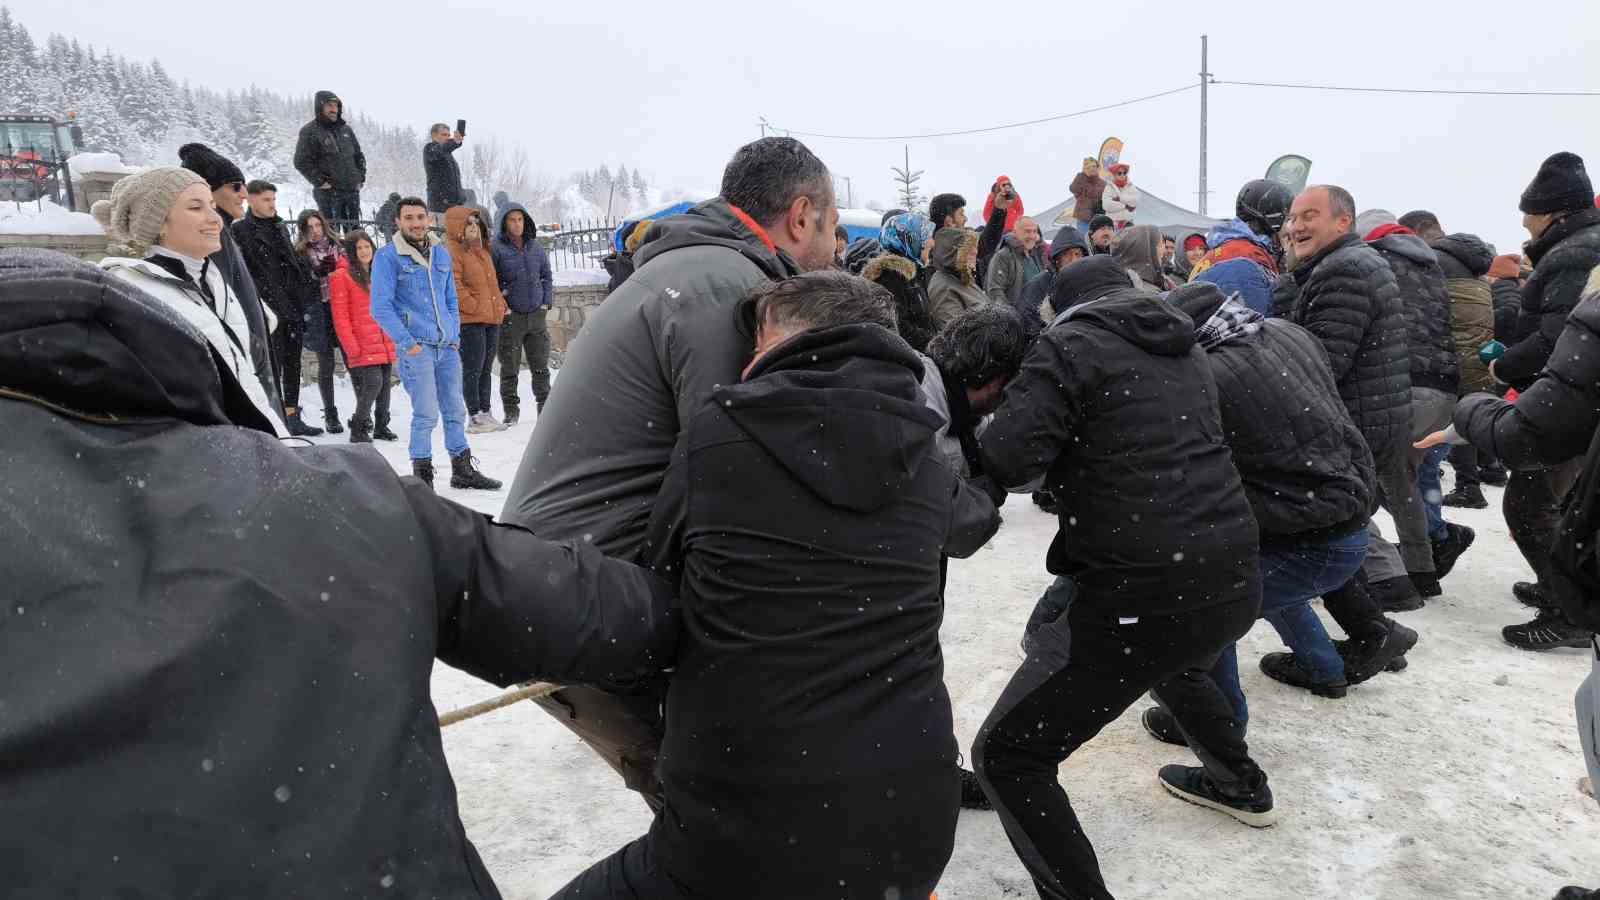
[1353,208,1398,240]
[91,166,208,258]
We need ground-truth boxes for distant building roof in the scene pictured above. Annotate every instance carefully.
[1035,187,1223,241]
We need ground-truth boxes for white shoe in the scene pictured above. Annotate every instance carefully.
[466,413,495,435]
[485,414,508,432]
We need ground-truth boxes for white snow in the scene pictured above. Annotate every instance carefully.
[66,152,143,177]
[552,268,609,288]
[296,371,1600,899]
[0,199,104,235]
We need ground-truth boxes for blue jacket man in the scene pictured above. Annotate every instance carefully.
[370,197,500,490]
[491,203,555,422]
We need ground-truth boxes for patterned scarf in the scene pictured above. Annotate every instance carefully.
[1196,292,1263,350]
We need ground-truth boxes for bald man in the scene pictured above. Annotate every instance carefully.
[985,215,1042,307]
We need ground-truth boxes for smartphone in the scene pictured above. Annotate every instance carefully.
[457,119,467,137]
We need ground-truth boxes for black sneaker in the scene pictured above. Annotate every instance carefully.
[1157,764,1279,828]
[449,451,503,491]
[284,407,324,437]
[1367,575,1424,612]
[1514,581,1549,608]
[1410,572,1443,598]
[1259,653,1349,698]
[1431,523,1476,579]
[1333,638,1408,672]
[1480,465,1509,487]
[1503,609,1592,651]
[1342,620,1419,684]
[958,767,993,811]
[1441,484,1489,509]
[1141,706,1188,747]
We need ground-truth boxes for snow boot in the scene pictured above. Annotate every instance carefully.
[1141,706,1188,747]
[1431,523,1476,579]
[1503,608,1592,651]
[284,406,324,437]
[323,409,344,435]
[411,458,434,489]
[372,419,399,442]
[1367,574,1424,612]
[1334,638,1408,673]
[1480,464,1509,486]
[1342,619,1419,685]
[1410,571,1443,599]
[958,767,992,811]
[1514,581,1550,608]
[450,451,502,491]
[1157,765,1278,828]
[348,417,372,444]
[1441,484,1489,509]
[1258,654,1348,698]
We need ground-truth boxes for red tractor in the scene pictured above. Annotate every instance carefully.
[0,114,83,207]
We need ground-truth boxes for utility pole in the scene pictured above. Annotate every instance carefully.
[1198,34,1210,216]
[759,117,769,139]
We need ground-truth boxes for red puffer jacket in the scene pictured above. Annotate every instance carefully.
[329,257,397,368]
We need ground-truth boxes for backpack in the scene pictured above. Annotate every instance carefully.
[1549,423,1600,633]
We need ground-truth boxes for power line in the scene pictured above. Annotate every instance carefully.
[766,84,1198,141]
[1213,79,1600,98]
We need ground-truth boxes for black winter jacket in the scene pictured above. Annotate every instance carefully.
[642,324,997,899]
[0,249,675,900]
[862,252,936,352]
[214,207,283,418]
[980,287,1260,612]
[1283,232,1411,456]
[1369,230,1459,394]
[1017,269,1053,342]
[233,210,318,320]
[501,199,800,556]
[1497,207,1600,389]
[425,139,466,212]
[1171,284,1374,543]
[976,204,1007,286]
[292,91,366,191]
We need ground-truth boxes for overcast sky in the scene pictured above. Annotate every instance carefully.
[33,0,1600,250]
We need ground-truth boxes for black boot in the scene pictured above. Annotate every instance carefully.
[1367,574,1424,612]
[1158,764,1278,828]
[348,418,372,444]
[503,406,519,427]
[450,451,502,490]
[283,406,324,437]
[1554,887,1600,899]
[1431,523,1476,579]
[323,409,344,435]
[1480,464,1509,486]
[1031,489,1059,515]
[1514,581,1549,608]
[1141,706,1189,746]
[1258,653,1349,698]
[411,458,434,489]
[1334,638,1408,672]
[1503,608,1592,651]
[958,767,992,811]
[1409,571,1443,599]
[1441,484,1488,509]
[1342,619,1419,684]
[372,419,399,442]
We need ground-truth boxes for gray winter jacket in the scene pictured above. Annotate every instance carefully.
[985,235,1029,307]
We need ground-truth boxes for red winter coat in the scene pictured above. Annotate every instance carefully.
[329,257,397,368]
[982,175,1025,234]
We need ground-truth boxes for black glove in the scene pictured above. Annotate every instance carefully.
[970,474,1007,509]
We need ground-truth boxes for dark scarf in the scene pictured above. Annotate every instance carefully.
[937,361,985,477]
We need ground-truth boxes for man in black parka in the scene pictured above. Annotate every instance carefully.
[292,90,366,226]
[0,249,675,900]
[233,180,325,436]
[551,271,1000,899]
[972,256,1261,900]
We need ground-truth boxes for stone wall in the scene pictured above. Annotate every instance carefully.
[548,282,609,367]
[75,172,129,214]
[0,232,110,262]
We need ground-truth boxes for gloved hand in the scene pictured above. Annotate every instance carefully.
[1479,340,1506,365]
[970,474,1007,509]
[1487,254,1522,281]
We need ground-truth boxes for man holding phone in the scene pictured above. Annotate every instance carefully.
[424,122,466,215]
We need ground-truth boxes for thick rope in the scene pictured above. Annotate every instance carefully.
[438,682,562,728]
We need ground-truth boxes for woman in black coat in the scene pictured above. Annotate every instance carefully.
[863,212,938,352]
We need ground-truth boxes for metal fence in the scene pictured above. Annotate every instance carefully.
[282,212,617,273]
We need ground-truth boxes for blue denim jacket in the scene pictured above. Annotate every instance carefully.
[370,233,459,352]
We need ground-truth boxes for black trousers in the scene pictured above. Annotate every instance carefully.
[459,323,499,415]
[270,315,305,410]
[349,364,392,430]
[974,591,1259,900]
[1507,459,1584,592]
[315,347,344,418]
[498,312,551,413]
[313,187,361,228]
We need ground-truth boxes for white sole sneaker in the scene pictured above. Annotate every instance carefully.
[1159,774,1280,828]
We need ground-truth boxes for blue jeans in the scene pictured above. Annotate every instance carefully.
[397,344,469,460]
[1419,442,1450,541]
[1209,530,1369,726]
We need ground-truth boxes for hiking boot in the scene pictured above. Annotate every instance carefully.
[1441,484,1489,509]
[1514,581,1550,608]
[1410,572,1442,599]
[372,422,399,441]
[1157,765,1279,828]
[1258,653,1349,698]
[1480,465,1509,486]
[1334,638,1408,672]
[411,458,434,489]
[284,407,324,437]
[503,407,519,427]
[450,451,502,490]
[1141,706,1188,747]
[958,767,993,811]
[1342,620,1419,684]
[347,418,372,444]
[1503,608,1592,651]
[1431,523,1476,579]
[466,412,497,435]
[1368,575,1424,612]
[323,410,344,435]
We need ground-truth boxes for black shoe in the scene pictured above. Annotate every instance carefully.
[1554,887,1600,900]
[1441,484,1489,509]
[372,421,399,441]
[1480,465,1509,487]
[504,407,519,427]
[1431,524,1476,579]
[450,451,502,490]
[1259,653,1349,698]
[536,400,546,415]
[1031,490,1058,515]
[1342,620,1419,685]
[1157,764,1278,828]
[1333,638,1408,672]
[348,418,372,444]
[284,407,324,437]
[1514,581,1549,608]
[1410,572,1442,598]
[1141,706,1188,747]
[323,411,344,435]
[1367,575,1424,612]
[958,767,993,810]
[1503,608,1592,651]
[411,458,434,489]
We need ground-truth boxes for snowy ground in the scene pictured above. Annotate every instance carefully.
[300,370,1600,899]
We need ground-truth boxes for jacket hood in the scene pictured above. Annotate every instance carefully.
[633,198,796,280]
[717,323,940,513]
[1169,280,1228,326]
[391,229,442,267]
[1206,218,1275,254]
[1065,285,1196,357]
[931,227,977,281]
[496,202,533,242]
[0,249,276,434]
[861,252,917,284]
[313,90,343,124]
[1370,230,1437,268]
[1431,232,1494,278]
[442,206,484,245]
[1113,224,1164,288]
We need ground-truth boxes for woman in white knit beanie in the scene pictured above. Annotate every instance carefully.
[94,168,286,434]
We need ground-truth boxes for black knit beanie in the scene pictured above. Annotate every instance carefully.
[178,142,245,191]
[1519,152,1592,215]
[1051,256,1132,310]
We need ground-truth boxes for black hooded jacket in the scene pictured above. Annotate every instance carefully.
[0,249,676,900]
[641,323,998,899]
[233,209,319,320]
[862,252,936,352]
[1171,283,1374,544]
[1369,230,1459,394]
[1496,207,1600,389]
[501,199,800,555]
[1283,232,1411,456]
[292,90,366,191]
[980,275,1260,612]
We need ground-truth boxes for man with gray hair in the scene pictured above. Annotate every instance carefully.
[500,137,839,810]
[551,270,1000,898]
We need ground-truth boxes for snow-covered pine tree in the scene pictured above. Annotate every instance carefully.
[890,145,924,214]
[235,89,283,180]
[631,168,648,205]
[615,164,633,208]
